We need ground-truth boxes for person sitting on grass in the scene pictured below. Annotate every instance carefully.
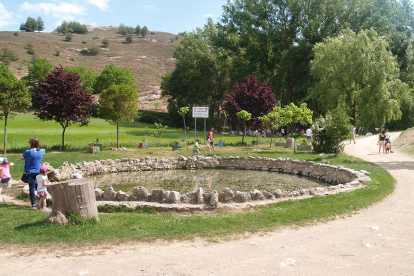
[35,165,51,211]
[0,157,14,194]
[191,139,201,157]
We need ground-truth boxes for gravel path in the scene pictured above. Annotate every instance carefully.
[1,133,413,275]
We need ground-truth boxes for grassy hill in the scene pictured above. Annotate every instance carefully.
[0,27,179,110]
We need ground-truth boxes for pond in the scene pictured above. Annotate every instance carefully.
[91,169,328,195]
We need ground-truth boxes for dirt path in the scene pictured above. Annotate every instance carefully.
[1,133,413,276]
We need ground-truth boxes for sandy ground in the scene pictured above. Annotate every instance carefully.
[0,133,413,276]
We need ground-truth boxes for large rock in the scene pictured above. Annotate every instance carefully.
[218,187,234,203]
[195,187,204,204]
[235,191,251,203]
[162,191,180,204]
[132,186,149,201]
[210,191,219,208]
[102,187,117,200]
[250,189,264,200]
[116,191,129,201]
[151,189,164,202]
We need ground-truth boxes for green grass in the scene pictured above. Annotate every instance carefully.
[0,114,395,247]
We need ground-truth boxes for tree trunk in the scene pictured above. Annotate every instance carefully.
[61,126,66,150]
[117,119,119,149]
[45,178,100,226]
[183,116,187,141]
[3,114,8,155]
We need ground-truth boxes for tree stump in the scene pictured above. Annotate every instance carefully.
[45,178,100,225]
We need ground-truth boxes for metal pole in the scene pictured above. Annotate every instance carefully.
[204,118,206,145]
[194,118,197,142]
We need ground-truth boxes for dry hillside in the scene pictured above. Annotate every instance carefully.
[394,127,414,156]
[0,27,179,111]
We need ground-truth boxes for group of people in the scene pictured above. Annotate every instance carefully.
[378,129,393,154]
[191,128,216,157]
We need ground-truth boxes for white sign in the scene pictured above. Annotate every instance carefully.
[192,107,209,118]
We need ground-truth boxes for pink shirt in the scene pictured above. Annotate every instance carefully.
[0,164,11,179]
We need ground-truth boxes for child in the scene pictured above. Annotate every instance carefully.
[191,139,201,157]
[35,165,51,211]
[206,137,211,151]
[0,157,14,194]
[385,140,391,154]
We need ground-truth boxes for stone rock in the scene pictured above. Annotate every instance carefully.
[102,187,117,200]
[116,191,129,201]
[218,187,234,202]
[195,187,204,204]
[162,191,180,204]
[45,211,69,226]
[132,186,149,201]
[235,191,251,203]
[210,191,219,208]
[262,190,274,200]
[250,189,264,200]
[273,189,283,198]
[151,189,164,202]
[95,188,103,200]
[181,192,196,204]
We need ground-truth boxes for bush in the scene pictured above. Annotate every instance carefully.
[14,32,18,36]
[126,34,133,43]
[82,41,87,44]
[102,38,110,46]
[311,127,337,153]
[1,48,19,65]
[65,33,74,41]
[88,46,101,55]
[137,110,175,127]
[80,49,88,54]
[27,48,35,55]
[92,37,99,39]
[55,50,60,56]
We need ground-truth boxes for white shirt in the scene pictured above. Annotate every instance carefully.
[306,128,312,136]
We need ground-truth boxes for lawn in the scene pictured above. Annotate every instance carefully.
[0,114,395,247]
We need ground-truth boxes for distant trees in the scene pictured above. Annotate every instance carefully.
[140,26,148,37]
[32,66,96,150]
[20,17,44,32]
[56,21,88,34]
[65,66,99,94]
[118,23,134,37]
[135,25,141,36]
[23,58,53,88]
[0,65,32,154]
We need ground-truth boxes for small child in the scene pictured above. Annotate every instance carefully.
[0,157,14,194]
[191,139,201,157]
[206,138,211,151]
[35,165,51,211]
[385,140,391,154]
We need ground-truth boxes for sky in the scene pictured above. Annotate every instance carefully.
[0,0,228,34]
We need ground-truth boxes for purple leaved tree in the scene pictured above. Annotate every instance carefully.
[32,66,96,150]
[222,76,276,143]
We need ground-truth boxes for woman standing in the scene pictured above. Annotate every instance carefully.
[378,131,386,154]
[20,137,43,208]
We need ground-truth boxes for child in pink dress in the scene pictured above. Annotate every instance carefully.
[0,157,14,194]
[35,165,51,211]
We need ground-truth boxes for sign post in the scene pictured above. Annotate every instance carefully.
[192,107,209,144]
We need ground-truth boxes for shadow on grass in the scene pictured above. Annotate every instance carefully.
[14,220,45,231]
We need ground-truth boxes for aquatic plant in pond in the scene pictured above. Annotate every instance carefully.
[91,169,327,195]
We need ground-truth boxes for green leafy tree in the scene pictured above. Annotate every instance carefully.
[23,58,53,88]
[126,34,133,43]
[237,110,251,144]
[19,17,38,32]
[140,26,148,37]
[0,65,32,154]
[178,107,189,142]
[94,64,137,94]
[282,103,313,153]
[99,84,139,149]
[65,66,99,94]
[135,25,141,36]
[36,16,45,32]
[310,28,407,129]
[258,106,288,148]
[1,48,19,65]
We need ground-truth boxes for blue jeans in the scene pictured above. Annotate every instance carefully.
[28,172,39,207]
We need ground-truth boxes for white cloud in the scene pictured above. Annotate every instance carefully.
[0,2,14,28]
[204,14,213,17]
[20,1,86,20]
[144,5,154,11]
[88,0,109,11]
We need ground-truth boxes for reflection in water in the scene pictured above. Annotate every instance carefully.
[92,169,328,194]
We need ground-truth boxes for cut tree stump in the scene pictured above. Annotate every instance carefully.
[45,178,100,225]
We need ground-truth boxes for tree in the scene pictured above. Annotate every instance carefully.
[65,66,99,94]
[32,66,96,150]
[126,34,133,43]
[0,48,19,65]
[99,84,139,149]
[310,28,407,129]
[135,25,141,36]
[222,75,276,133]
[94,64,137,94]
[0,65,32,154]
[178,107,189,142]
[141,26,148,37]
[258,106,288,148]
[65,33,74,41]
[237,110,251,145]
[282,103,313,153]
[36,16,45,32]
[20,17,38,32]
[23,58,53,88]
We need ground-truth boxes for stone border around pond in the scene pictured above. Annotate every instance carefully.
[44,155,372,211]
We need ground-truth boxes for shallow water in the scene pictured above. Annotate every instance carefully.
[92,169,328,194]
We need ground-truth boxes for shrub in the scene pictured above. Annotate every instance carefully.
[26,43,34,49]
[92,37,99,39]
[80,49,88,54]
[126,34,133,43]
[1,48,19,65]
[55,50,60,56]
[151,32,155,35]
[27,48,35,55]
[65,33,74,41]
[311,127,337,154]
[82,41,87,44]
[88,46,101,55]
[102,38,110,46]
[14,32,18,36]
